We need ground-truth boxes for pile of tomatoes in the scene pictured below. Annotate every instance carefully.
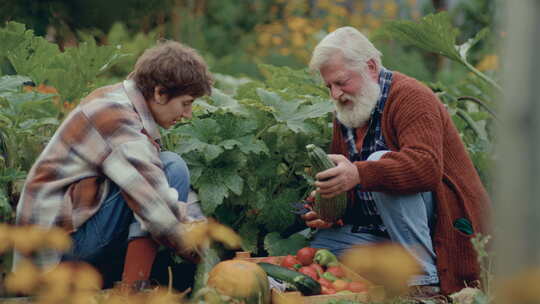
[260,247,369,295]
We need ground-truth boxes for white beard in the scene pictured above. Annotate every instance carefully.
[335,77,381,128]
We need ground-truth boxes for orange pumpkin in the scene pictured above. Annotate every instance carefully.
[207,260,270,304]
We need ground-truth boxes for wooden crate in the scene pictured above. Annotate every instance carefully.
[234,252,385,304]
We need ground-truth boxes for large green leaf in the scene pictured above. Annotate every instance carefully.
[196,88,251,116]
[256,88,333,133]
[264,232,309,256]
[376,12,501,92]
[376,12,461,62]
[0,22,30,59]
[197,174,229,214]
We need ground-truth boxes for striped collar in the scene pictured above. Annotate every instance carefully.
[123,79,161,141]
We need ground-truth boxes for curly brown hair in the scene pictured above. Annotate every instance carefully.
[130,40,213,102]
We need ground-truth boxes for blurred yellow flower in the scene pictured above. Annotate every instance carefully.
[329,5,348,17]
[496,268,540,304]
[208,219,241,249]
[291,32,306,47]
[288,17,308,32]
[11,225,47,255]
[279,47,291,56]
[182,221,211,251]
[5,259,41,294]
[272,36,284,46]
[383,2,399,18]
[258,32,272,46]
[45,226,73,252]
[69,292,98,304]
[318,0,332,10]
[476,54,499,71]
[365,15,382,30]
[146,289,183,304]
[341,243,421,296]
[72,262,103,291]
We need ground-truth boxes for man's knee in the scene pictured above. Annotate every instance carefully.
[367,150,391,161]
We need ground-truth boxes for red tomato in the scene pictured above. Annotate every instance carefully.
[308,263,324,276]
[317,277,333,289]
[299,266,318,280]
[332,279,349,292]
[321,286,336,295]
[280,254,301,269]
[296,247,318,266]
[348,281,368,293]
[326,266,346,278]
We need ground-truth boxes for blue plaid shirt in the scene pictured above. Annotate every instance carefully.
[338,67,393,236]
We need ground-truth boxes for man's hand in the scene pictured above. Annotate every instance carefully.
[301,210,333,229]
[315,154,360,198]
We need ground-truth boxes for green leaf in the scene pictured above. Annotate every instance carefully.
[198,177,229,214]
[220,135,268,155]
[196,88,250,116]
[264,232,309,256]
[256,88,333,133]
[178,118,221,143]
[223,171,243,195]
[376,12,461,62]
[239,221,259,253]
[376,12,501,92]
[0,167,26,184]
[258,188,298,232]
[0,75,32,93]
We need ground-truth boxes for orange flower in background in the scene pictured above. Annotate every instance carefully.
[476,54,499,72]
[383,2,399,18]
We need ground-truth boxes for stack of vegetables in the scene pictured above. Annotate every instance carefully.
[258,247,369,296]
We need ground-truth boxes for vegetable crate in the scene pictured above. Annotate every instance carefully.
[234,251,385,304]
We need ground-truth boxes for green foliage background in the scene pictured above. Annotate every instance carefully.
[0,1,499,257]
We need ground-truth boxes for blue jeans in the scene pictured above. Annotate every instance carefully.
[311,150,439,286]
[63,151,190,264]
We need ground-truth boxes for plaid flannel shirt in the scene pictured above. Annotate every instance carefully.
[339,67,393,235]
[15,80,201,267]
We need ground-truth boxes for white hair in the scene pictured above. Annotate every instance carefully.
[310,27,382,74]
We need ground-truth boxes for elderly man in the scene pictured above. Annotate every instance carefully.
[302,27,490,295]
[15,41,212,290]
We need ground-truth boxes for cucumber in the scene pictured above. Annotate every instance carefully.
[306,144,348,222]
[258,262,321,296]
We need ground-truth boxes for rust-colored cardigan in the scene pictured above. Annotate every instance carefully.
[330,72,491,294]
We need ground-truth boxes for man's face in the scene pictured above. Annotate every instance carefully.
[149,88,194,129]
[320,56,381,128]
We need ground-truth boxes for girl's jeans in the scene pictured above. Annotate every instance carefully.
[62,151,191,264]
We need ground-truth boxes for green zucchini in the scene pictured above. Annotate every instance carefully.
[258,262,321,296]
[306,144,348,222]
